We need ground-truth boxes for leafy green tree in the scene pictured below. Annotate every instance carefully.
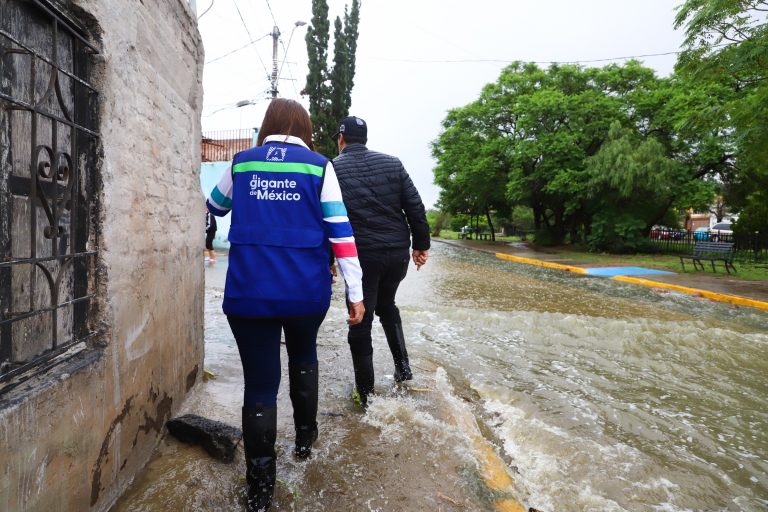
[585,69,737,250]
[675,0,768,233]
[432,100,512,240]
[304,0,360,156]
[434,62,627,245]
[432,61,737,250]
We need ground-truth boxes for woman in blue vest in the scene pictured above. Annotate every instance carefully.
[206,98,365,511]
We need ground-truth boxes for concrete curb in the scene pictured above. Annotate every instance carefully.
[611,275,768,311]
[495,252,588,274]
[495,252,768,312]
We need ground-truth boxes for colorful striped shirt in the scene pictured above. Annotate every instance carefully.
[207,134,363,303]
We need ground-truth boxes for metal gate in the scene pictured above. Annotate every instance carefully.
[0,0,100,389]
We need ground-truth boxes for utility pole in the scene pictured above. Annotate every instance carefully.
[270,25,280,99]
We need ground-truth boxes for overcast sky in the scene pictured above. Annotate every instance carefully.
[198,0,686,208]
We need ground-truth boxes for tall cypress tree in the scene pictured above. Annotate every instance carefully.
[304,0,361,156]
[328,16,349,153]
[304,0,331,152]
[342,0,360,113]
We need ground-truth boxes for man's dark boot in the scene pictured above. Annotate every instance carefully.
[242,405,277,511]
[382,323,413,382]
[289,362,318,459]
[351,353,375,408]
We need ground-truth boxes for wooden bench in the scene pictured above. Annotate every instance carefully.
[477,232,492,241]
[679,241,737,274]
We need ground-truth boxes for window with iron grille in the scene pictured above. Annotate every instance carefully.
[0,0,100,391]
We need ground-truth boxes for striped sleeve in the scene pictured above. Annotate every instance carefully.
[206,165,233,216]
[321,162,363,303]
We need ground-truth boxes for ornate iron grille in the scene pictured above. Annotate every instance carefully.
[0,0,99,388]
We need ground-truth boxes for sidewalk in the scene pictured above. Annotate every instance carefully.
[436,239,768,308]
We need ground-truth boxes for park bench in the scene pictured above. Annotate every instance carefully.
[679,241,737,274]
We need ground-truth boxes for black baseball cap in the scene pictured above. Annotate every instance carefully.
[334,116,367,139]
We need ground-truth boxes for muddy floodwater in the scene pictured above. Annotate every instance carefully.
[113,242,768,512]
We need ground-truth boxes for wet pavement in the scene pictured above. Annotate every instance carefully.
[440,239,768,304]
[112,243,768,511]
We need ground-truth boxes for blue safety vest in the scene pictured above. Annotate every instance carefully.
[224,141,331,318]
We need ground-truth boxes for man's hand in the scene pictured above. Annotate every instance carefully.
[329,263,337,283]
[348,300,365,325]
[412,249,429,270]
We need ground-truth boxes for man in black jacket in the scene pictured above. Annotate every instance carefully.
[332,116,431,406]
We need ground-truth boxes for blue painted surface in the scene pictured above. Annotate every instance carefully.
[585,266,674,277]
[201,162,231,249]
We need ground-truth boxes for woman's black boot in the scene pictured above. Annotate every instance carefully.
[289,362,319,459]
[242,405,277,511]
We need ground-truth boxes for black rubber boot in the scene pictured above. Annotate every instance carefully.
[289,362,319,459]
[351,353,375,408]
[382,322,413,382]
[242,405,277,512]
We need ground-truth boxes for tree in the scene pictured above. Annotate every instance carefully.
[432,61,736,250]
[432,100,513,241]
[305,0,331,152]
[675,0,768,233]
[342,0,360,110]
[434,63,629,245]
[304,0,360,156]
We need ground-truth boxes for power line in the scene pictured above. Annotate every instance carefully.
[263,0,278,28]
[197,0,215,20]
[303,37,734,66]
[262,0,299,99]
[205,34,270,64]
[232,0,255,41]
[202,96,269,117]
[368,49,683,65]
[231,0,270,76]
[281,61,301,100]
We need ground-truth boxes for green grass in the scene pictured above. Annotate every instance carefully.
[433,233,768,281]
[435,230,527,242]
[534,248,768,281]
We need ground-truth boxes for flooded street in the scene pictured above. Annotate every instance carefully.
[114,242,768,511]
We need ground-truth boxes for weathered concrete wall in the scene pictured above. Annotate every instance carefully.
[0,1,205,511]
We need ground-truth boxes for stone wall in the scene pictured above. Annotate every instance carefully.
[0,0,205,510]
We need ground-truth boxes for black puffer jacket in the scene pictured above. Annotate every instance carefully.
[333,144,430,252]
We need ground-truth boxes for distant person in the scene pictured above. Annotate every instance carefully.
[205,211,217,264]
[332,116,430,407]
[206,99,364,511]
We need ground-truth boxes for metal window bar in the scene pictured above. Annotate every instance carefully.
[0,0,100,388]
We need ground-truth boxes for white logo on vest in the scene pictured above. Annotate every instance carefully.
[266,147,287,162]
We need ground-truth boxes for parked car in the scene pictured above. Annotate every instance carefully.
[651,226,685,240]
[709,222,733,242]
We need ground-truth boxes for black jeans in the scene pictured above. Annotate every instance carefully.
[228,311,327,407]
[348,248,409,357]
